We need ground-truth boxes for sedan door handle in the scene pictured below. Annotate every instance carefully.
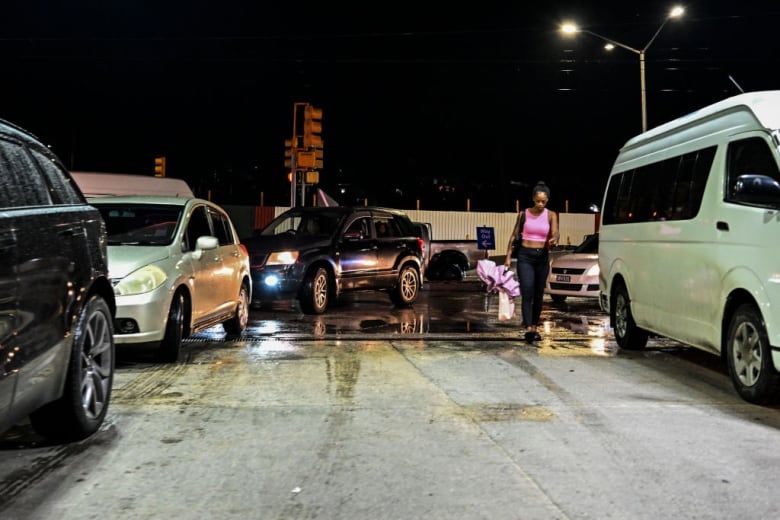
[716,221,729,231]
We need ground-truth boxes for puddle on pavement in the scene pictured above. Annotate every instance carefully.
[462,403,556,422]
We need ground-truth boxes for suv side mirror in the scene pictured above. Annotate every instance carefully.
[343,230,363,240]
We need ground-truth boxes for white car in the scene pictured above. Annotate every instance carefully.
[90,196,251,361]
[545,233,599,303]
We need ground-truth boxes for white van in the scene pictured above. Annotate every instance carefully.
[72,171,194,198]
[599,91,780,404]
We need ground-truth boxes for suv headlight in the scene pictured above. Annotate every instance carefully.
[266,251,298,265]
[114,265,168,296]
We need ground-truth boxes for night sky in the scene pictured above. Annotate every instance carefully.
[2,1,779,213]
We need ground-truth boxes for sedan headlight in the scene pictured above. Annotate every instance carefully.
[585,264,600,277]
[114,265,168,296]
[266,251,299,266]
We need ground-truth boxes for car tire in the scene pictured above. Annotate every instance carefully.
[612,282,648,350]
[300,267,329,315]
[726,304,780,404]
[441,264,464,281]
[551,294,567,303]
[224,282,250,337]
[158,292,186,362]
[390,264,420,307]
[29,295,115,442]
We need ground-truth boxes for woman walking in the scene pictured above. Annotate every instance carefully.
[504,181,559,343]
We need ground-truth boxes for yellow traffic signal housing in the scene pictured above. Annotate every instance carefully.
[305,171,319,184]
[284,140,294,168]
[154,156,166,177]
[303,105,323,148]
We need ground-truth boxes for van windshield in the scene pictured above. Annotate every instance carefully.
[574,233,599,254]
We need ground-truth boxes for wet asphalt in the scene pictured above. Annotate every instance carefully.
[187,277,616,349]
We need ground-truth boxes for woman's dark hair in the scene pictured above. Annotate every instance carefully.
[532,181,550,198]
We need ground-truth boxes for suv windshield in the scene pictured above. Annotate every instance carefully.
[261,212,342,238]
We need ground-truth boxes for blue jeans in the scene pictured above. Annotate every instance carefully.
[515,246,549,328]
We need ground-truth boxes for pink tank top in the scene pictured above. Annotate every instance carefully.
[522,208,550,242]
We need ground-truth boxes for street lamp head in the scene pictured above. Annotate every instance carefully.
[560,23,578,35]
[669,6,684,18]
[604,42,615,51]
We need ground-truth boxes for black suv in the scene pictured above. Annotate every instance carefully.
[243,206,424,314]
[0,119,116,441]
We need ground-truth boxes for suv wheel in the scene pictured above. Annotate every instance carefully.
[300,267,329,314]
[390,265,420,306]
[29,295,115,441]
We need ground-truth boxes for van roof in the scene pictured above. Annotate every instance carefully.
[72,172,194,198]
[624,91,780,148]
[614,91,780,169]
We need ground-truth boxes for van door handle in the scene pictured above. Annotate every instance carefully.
[716,221,729,231]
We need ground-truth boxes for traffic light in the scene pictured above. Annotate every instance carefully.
[303,105,323,149]
[284,139,294,169]
[154,156,166,177]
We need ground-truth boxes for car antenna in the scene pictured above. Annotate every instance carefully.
[728,75,744,94]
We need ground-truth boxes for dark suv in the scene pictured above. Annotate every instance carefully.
[243,206,424,314]
[0,119,116,441]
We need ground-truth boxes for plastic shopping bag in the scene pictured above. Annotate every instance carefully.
[498,291,515,321]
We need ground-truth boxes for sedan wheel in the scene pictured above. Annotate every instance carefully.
[224,283,250,336]
[158,292,186,362]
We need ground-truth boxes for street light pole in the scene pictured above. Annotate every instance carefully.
[561,6,684,132]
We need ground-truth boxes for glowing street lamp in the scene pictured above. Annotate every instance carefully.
[561,6,684,132]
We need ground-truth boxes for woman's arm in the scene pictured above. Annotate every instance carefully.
[505,212,523,267]
[548,210,560,248]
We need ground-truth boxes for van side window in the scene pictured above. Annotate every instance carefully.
[726,137,780,202]
[602,146,715,225]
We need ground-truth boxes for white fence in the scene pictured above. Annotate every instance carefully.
[263,206,598,252]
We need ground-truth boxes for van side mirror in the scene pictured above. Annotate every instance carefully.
[733,174,780,207]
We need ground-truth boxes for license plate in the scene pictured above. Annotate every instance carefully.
[556,275,571,282]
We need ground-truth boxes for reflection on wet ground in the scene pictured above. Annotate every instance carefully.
[187,281,623,357]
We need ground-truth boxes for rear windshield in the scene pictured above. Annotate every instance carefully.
[95,203,182,245]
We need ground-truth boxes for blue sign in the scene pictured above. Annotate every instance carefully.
[476,226,495,250]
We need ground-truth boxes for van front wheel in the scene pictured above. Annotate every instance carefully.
[612,283,648,350]
[726,304,780,404]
